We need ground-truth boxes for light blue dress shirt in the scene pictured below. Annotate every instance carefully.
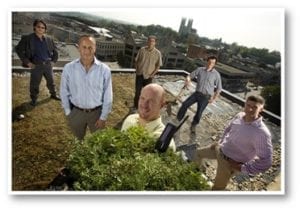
[60,58,113,120]
[190,67,222,96]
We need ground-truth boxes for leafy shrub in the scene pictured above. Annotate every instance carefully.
[261,85,281,115]
[67,126,210,191]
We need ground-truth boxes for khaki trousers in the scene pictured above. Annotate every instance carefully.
[193,143,240,190]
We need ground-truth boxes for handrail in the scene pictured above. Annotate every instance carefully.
[11,66,281,125]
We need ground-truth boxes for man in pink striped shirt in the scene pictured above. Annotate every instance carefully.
[193,95,273,190]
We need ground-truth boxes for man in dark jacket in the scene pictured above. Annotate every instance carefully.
[15,19,60,106]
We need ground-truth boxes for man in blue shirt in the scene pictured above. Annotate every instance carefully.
[15,19,60,106]
[176,55,222,133]
[60,35,113,141]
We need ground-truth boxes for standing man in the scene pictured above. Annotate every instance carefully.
[193,95,273,190]
[122,84,176,152]
[133,35,162,109]
[60,35,113,141]
[15,19,60,106]
[176,55,222,133]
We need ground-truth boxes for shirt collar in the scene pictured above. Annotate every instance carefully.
[135,115,162,131]
[144,117,162,131]
[205,67,216,72]
[75,57,101,66]
[34,33,45,40]
[240,112,263,127]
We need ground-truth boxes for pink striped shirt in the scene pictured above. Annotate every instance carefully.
[219,112,273,175]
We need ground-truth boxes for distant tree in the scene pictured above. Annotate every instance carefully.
[238,47,281,65]
[261,85,281,116]
[230,42,240,54]
[135,24,178,42]
[183,59,197,72]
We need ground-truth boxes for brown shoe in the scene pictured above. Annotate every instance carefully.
[190,125,196,133]
[51,95,61,101]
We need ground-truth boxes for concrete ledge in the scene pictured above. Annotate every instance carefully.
[12,66,281,125]
[221,89,281,125]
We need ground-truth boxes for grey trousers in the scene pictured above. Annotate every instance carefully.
[67,107,102,140]
[30,63,56,101]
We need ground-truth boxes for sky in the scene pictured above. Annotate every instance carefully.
[91,8,283,52]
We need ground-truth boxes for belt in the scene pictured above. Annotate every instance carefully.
[219,148,242,164]
[196,91,211,99]
[33,60,51,65]
[73,105,102,113]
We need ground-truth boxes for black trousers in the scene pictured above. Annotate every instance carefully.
[177,92,210,126]
[134,75,152,108]
[30,63,56,101]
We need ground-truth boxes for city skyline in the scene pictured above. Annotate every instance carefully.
[91,8,283,52]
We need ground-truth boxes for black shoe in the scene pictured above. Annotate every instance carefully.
[50,95,61,101]
[190,125,196,133]
[30,100,37,106]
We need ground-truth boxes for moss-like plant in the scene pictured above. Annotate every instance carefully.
[67,126,210,191]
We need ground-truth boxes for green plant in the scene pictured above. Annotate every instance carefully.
[67,126,210,191]
[261,85,281,115]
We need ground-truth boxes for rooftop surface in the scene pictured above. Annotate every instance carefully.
[155,75,282,191]
[11,72,282,192]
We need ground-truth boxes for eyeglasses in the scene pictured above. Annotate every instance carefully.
[36,26,45,29]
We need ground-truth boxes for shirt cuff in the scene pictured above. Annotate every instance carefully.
[65,108,71,116]
[99,116,107,121]
[240,165,248,174]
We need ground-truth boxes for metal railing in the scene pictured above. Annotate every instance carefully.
[12,66,281,125]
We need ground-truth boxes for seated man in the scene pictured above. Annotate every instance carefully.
[121,83,176,152]
[192,95,273,190]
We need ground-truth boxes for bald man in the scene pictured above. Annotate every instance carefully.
[122,83,176,152]
[60,35,113,141]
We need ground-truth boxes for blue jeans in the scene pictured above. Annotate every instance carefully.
[177,92,210,126]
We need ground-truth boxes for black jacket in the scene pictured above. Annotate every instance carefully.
[15,33,58,67]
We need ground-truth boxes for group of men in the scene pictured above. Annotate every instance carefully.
[15,19,273,191]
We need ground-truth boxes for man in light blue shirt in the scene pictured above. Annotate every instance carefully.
[60,35,113,140]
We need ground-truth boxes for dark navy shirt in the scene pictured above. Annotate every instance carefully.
[32,34,50,62]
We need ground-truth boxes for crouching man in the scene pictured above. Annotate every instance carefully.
[193,95,273,190]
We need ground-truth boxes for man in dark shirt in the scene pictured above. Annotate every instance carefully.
[15,19,60,106]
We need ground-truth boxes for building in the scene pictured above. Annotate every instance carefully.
[161,44,186,69]
[178,17,194,36]
[123,32,148,68]
[178,18,187,35]
[187,44,219,60]
[187,19,193,33]
[95,36,125,62]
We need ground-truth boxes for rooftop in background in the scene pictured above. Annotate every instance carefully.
[89,26,113,38]
[215,62,255,77]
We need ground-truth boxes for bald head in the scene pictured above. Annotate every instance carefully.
[143,83,165,103]
[138,84,165,122]
[78,35,96,46]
